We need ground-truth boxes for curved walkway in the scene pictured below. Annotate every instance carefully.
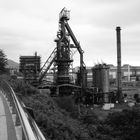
[0,90,17,140]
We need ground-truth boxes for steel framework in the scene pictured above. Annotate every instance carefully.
[38,8,87,95]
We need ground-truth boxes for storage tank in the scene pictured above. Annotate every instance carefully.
[92,64,109,103]
[92,64,109,93]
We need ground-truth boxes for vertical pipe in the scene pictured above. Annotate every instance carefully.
[116,26,122,103]
[128,65,130,82]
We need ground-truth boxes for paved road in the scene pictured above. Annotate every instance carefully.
[0,90,17,140]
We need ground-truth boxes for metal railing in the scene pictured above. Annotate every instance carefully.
[0,80,46,140]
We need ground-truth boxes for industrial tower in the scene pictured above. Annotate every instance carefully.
[38,8,87,95]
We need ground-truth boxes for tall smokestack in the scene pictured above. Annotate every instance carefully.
[116,26,122,103]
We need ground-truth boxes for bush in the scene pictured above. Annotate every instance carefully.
[21,91,91,140]
[10,79,140,140]
[10,79,38,96]
[99,108,140,140]
[53,96,79,118]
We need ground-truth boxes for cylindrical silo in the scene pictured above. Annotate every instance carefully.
[92,64,109,102]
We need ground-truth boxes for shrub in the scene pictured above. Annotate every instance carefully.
[21,91,92,140]
[10,79,38,96]
[99,108,140,140]
[53,96,79,118]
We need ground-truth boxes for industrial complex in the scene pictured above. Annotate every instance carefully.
[1,2,140,139]
[19,8,140,107]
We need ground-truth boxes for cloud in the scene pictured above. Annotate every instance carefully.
[0,0,140,66]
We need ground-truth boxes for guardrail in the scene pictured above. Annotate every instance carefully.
[0,80,46,140]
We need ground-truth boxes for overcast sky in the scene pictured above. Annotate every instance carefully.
[0,0,140,66]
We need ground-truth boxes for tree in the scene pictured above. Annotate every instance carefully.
[100,108,140,140]
[0,49,7,74]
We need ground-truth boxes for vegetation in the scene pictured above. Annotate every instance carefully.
[98,108,140,140]
[10,80,92,139]
[9,79,140,140]
[0,49,7,74]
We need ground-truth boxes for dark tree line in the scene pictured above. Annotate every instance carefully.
[0,49,7,74]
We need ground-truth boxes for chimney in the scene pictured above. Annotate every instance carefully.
[116,26,122,103]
